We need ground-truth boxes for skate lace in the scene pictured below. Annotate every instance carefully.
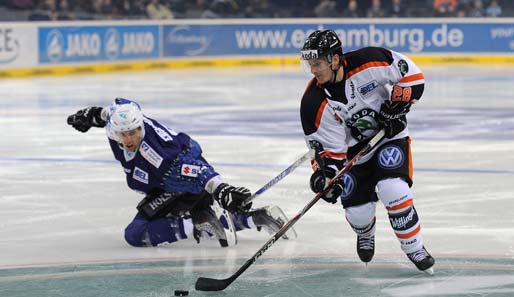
[408,248,428,263]
[358,236,374,250]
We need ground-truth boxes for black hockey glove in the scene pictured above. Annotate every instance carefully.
[377,101,411,138]
[213,183,252,214]
[67,106,106,133]
[310,167,344,204]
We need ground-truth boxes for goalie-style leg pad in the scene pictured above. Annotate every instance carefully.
[124,213,193,247]
[376,178,423,254]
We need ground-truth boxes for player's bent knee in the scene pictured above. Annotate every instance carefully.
[345,202,376,226]
[376,177,412,212]
[124,220,149,247]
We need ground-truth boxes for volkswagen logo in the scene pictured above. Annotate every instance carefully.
[378,145,404,169]
[341,173,356,200]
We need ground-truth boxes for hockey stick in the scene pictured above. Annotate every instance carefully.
[242,150,314,206]
[195,129,386,292]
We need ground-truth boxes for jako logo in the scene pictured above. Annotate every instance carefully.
[104,28,120,60]
[46,29,64,62]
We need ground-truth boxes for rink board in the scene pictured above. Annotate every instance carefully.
[0,18,514,78]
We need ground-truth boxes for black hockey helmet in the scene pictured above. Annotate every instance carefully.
[301,30,343,64]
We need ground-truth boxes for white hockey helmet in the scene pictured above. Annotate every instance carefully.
[108,98,144,133]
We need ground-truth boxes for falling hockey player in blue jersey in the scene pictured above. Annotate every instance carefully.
[67,98,294,248]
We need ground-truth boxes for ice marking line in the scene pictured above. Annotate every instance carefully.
[0,156,116,164]
[2,261,514,283]
[1,156,514,175]
[416,168,514,174]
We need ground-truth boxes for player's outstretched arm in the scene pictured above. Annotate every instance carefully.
[67,106,107,133]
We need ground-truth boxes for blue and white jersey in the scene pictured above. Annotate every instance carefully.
[107,116,220,195]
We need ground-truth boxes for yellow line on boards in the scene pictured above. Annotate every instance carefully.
[0,55,513,78]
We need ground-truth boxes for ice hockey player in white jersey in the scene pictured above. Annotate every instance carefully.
[299,30,434,273]
[67,98,293,248]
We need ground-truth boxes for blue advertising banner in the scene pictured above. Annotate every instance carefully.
[163,22,514,57]
[38,25,159,64]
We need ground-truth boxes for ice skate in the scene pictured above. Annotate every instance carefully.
[357,234,375,264]
[191,204,237,247]
[250,206,297,239]
[407,246,435,275]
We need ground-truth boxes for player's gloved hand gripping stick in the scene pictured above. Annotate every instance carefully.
[195,129,386,292]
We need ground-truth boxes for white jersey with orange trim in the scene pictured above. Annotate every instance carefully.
[300,47,424,166]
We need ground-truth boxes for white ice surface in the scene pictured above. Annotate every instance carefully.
[0,65,513,296]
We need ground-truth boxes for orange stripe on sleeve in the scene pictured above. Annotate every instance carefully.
[320,151,347,159]
[310,159,320,171]
[315,99,328,129]
[346,61,390,79]
[399,73,424,83]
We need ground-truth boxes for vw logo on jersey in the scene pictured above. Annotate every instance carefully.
[341,173,356,200]
[378,145,404,169]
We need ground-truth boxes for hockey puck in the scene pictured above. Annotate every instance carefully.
[174,289,189,296]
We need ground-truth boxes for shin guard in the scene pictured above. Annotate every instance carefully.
[345,202,377,237]
[377,178,423,253]
[387,205,423,253]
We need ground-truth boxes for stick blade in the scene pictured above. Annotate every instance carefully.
[195,277,231,291]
